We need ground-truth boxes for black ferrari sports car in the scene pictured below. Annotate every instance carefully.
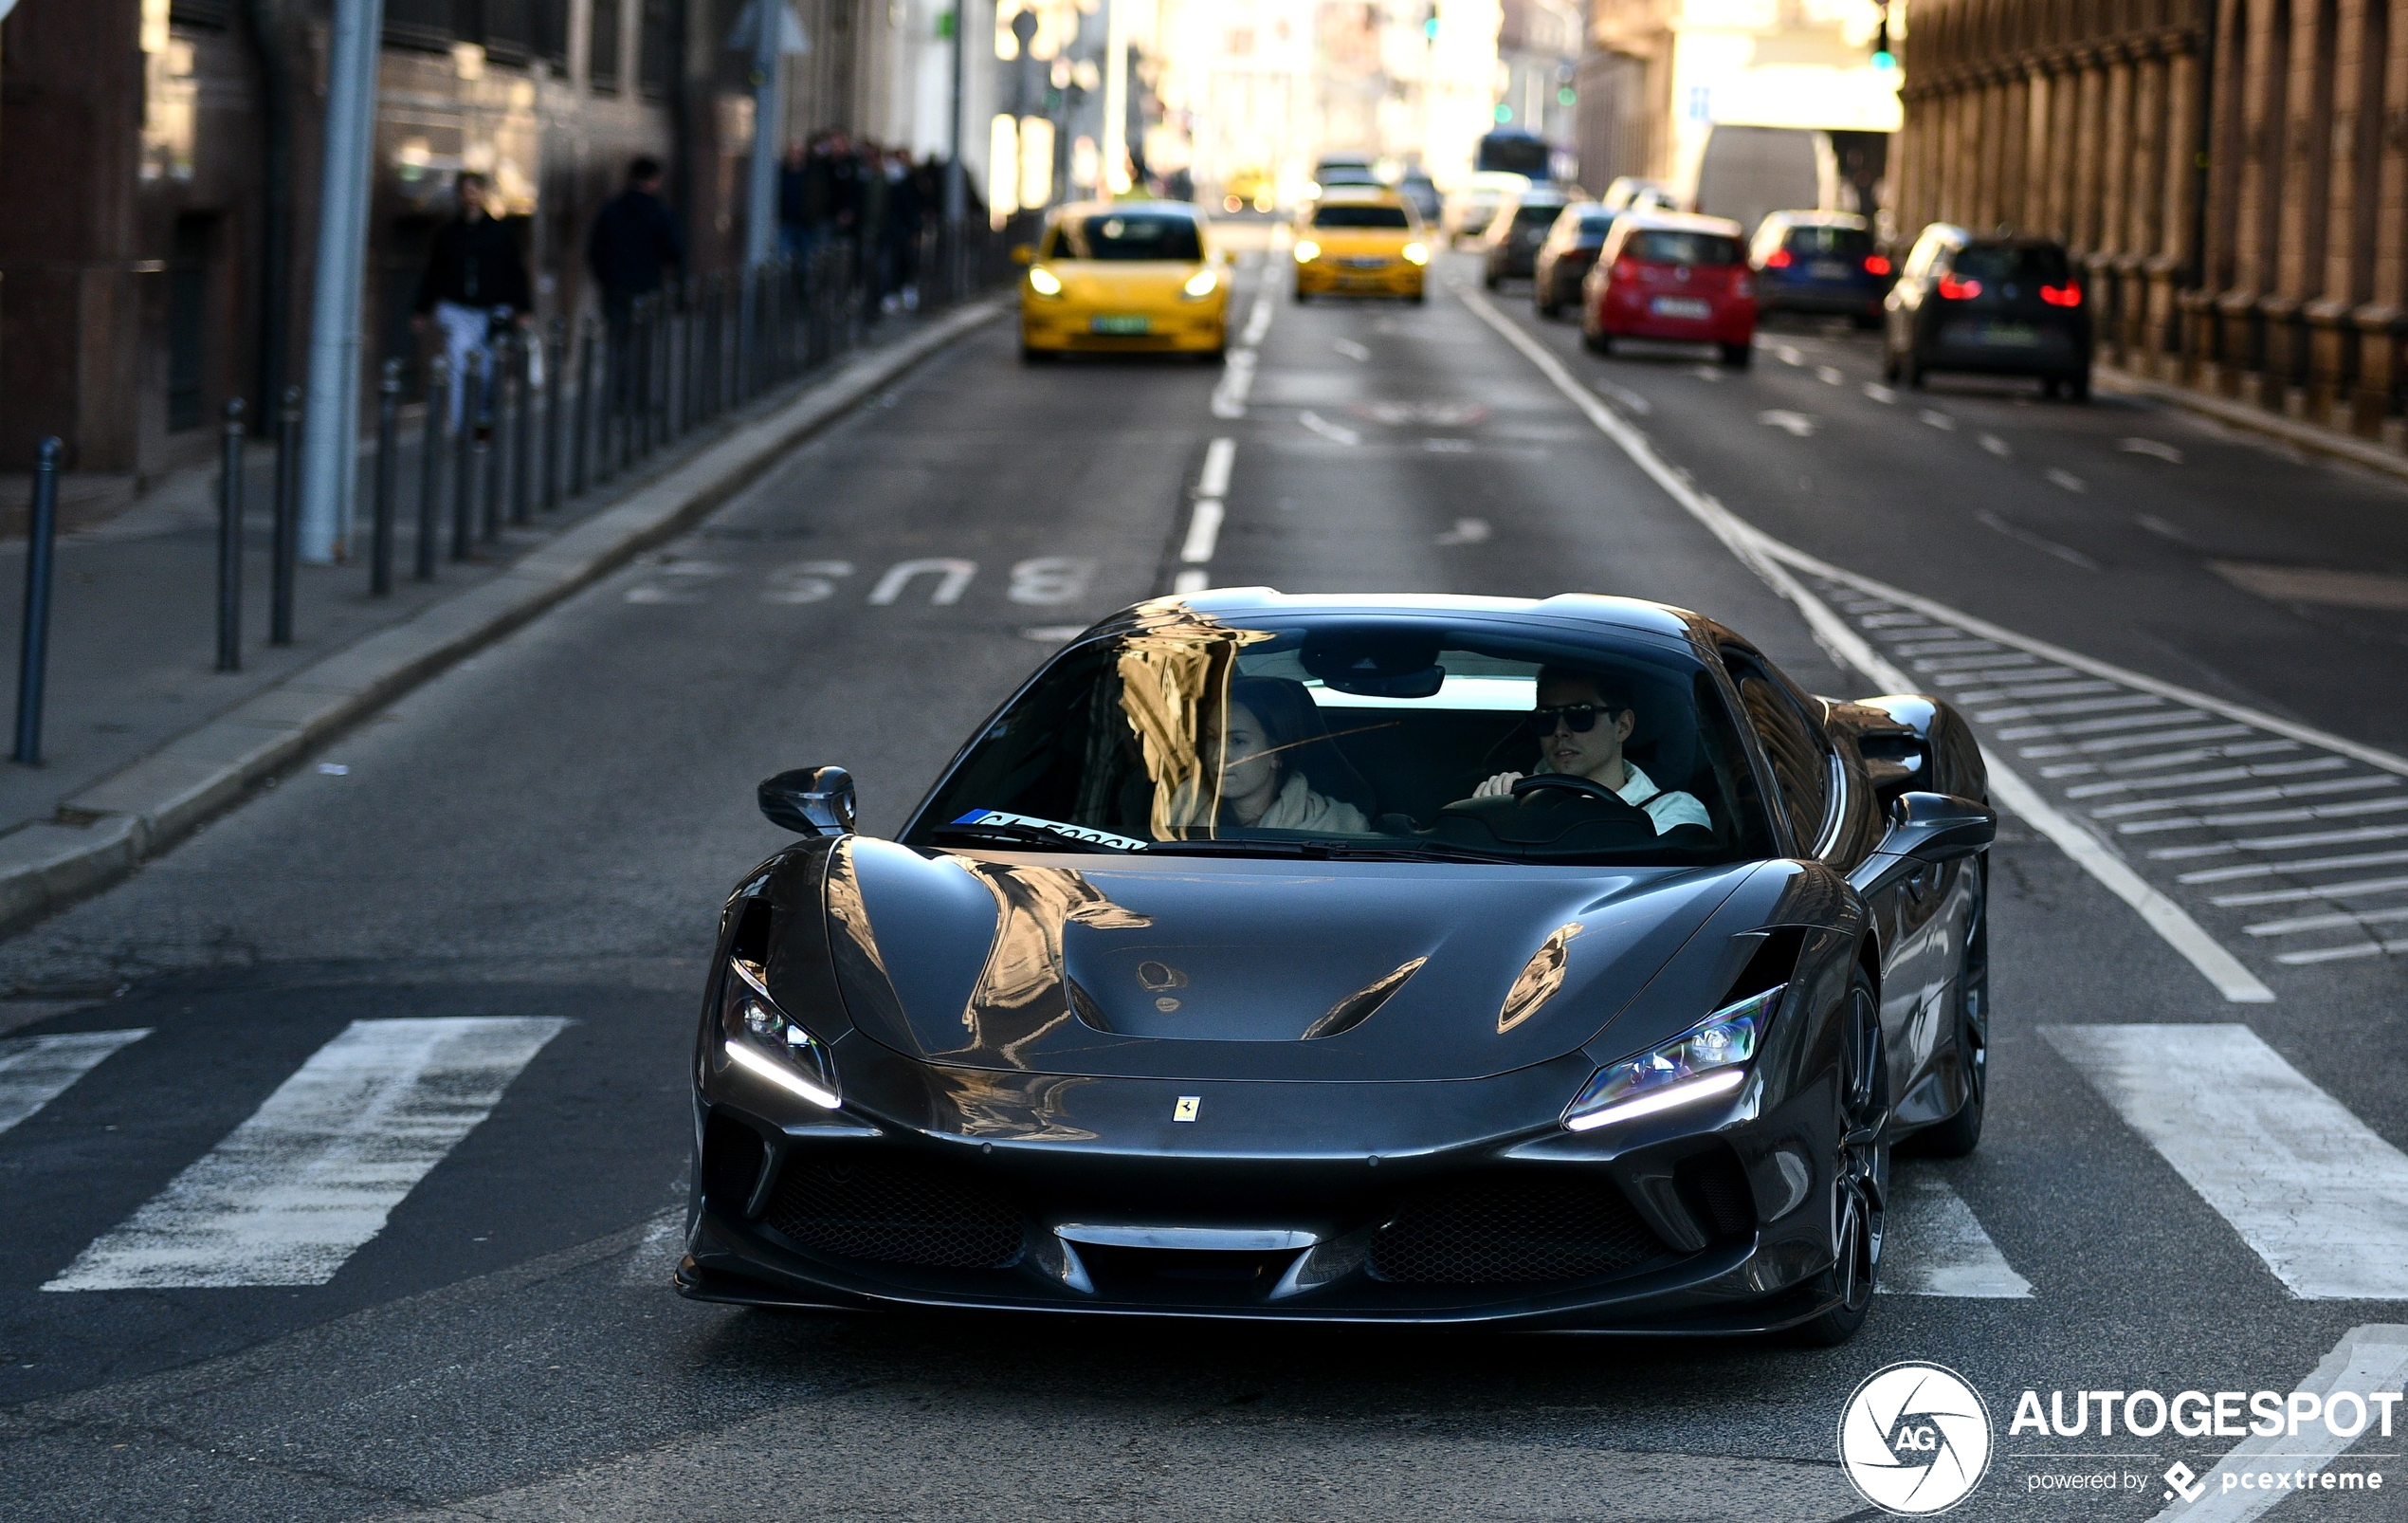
[679,591,1995,1343]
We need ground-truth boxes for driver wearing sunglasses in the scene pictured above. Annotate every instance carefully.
[1469,667,1711,834]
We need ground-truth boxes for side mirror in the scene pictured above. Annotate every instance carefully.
[759,765,856,835]
[1848,791,1994,899]
[1010,243,1036,266]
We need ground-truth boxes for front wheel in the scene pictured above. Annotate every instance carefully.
[1583,327,1613,356]
[1789,968,1888,1348]
[1720,341,1754,369]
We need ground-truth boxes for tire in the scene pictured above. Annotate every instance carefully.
[1789,966,1888,1348]
[1904,352,1926,388]
[2042,377,2063,400]
[1019,344,1053,364]
[1851,312,1881,330]
[1292,285,1310,304]
[1583,327,1612,356]
[1720,341,1753,369]
[1409,288,1427,305]
[2068,372,2091,403]
[1484,272,1501,291]
[1881,350,1901,384]
[1913,860,1990,1160]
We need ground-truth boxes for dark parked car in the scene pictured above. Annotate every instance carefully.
[1482,190,1573,287]
[681,591,1998,1344]
[1582,212,1758,366]
[1396,170,1443,224]
[1749,211,1889,326]
[1533,203,1618,319]
[1883,226,2093,398]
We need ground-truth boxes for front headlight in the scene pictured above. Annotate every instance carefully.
[1182,266,1219,299]
[1561,983,1780,1131]
[719,954,840,1109]
[1402,242,1430,266]
[1027,265,1065,297]
[1293,239,1322,264]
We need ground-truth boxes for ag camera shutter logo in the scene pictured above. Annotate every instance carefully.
[1837,1362,1995,1514]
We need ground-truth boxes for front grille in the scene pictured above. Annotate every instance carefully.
[1368,1173,1668,1286]
[764,1155,1025,1269]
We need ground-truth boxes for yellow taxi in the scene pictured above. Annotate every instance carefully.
[1291,186,1429,303]
[1017,201,1228,362]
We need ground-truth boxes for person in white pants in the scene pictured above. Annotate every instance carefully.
[412,172,533,431]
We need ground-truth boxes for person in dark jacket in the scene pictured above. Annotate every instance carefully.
[586,156,684,414]
[414,172,532,429]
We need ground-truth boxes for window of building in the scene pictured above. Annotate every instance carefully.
[639,0,676,99]
[590,0,623,90]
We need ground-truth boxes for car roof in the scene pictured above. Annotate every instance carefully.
[1517,189,1571,204]
[1768,211,1868,229]
[1615,210,1745,237]
[1050,199,1205,222]
[1314,185,1408,205]
[1124,589,1700,642]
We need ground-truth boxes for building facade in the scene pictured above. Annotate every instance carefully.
[1891,0,2406,437]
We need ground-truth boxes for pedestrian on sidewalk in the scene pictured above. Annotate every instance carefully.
[414,172,534,433]
[586,156,685,413]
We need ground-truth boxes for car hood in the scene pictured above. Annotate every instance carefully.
[819,837,1754,1082]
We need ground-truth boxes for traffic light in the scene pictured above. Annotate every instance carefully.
[1871,7,1895,70]
[1423,4,1438,40]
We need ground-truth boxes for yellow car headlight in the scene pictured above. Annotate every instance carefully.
[1293,239,1322,264]
[1402,242,1430,266]
[1027,265,1064,298]
[1182,267,1219,299]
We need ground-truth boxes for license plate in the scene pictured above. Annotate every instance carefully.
[1342,257,1389,269]
[1651,297,1711,320]
[1812,261,1851,279]
[1980,322,2040,346]
[1089,316,1151,335]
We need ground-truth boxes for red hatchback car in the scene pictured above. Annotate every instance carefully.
[1580,211,1757,367]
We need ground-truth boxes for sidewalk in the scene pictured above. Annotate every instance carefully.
[0,297,1005,938]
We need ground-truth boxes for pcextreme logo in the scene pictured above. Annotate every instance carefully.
[1838,1362,1996,1515]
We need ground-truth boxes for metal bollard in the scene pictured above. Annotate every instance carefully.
[11,437,63,764]
[574,317,597,493]
[372,359,401,596]
[542,319,564,512]
[217,398,246,670]
[417,357,447,581]
[510,328,534,525]
[483,333,509,541]
[452,358,481,560]
[271,385,301,646]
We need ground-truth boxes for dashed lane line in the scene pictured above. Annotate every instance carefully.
[1455,283,2277,1002]
[2044,1024,2408,1298]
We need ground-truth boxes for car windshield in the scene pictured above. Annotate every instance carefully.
[1950,243,2071,284]
[1059,213,1205,262]
[1627,230,1743,266]
[1512,203,1566,230]
[1314,204,1411,229]
[1783,226,1873,258]
[1574,213,1618,243]
[908,612,1778,866]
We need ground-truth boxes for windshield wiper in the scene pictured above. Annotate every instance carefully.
[929,811,1142,853]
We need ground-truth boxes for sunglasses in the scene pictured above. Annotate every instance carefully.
[1525,703,1626,736]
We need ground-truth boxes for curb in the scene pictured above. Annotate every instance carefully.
[0,299,1006,937]
[2093,364,2408,486]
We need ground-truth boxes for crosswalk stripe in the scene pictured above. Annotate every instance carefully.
[1878,1173,2034,1298]
[2146,1324,2408,1522]
[44,1017,566,1292]
[0,1030,151,1136]
[2042,1024,2408,1298]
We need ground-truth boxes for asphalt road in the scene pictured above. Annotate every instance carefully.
[2,248,2405,1522]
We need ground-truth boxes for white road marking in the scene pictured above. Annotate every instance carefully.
[2044,1024,2408,1296]
[1020,625,1087,643]
[2160,823,2408,859]
[2116,795,2408,835]
[1975,509,2099,571]
[1758,410,1818,437]
[1815,365,1845,386]
[2145,1324,2408,1521]
[1433,518,1490,545]
[2046,468,2088,492]
[1690,365,1724,382]
[1006,556,1095,605]
[760,560,854,604]
[2092,777,2397,819]
[1172,569,1210,594]
[1878,1173,2034,1298]
[2068,758,2347,797]
[1454,284,2276,1003]
[1987,695,2170,725]
[2183,847,2408,884]
[1863,382,1897,403]
[1197,436,1236,497]
[1592,378,1652,414]
[2211,872,2408,908]
[1920,408,1955,430]
[46,1017,567,1291]
[1774,344,1805,366]
[2276,938,2408,964]
[622,1204,687,1287]
[1210,349,1257,418]
[867,558,976,605]
[1979,432,2012,457]
[2121,436,2185,463]
[1299,411,1362,446]
[1332,338,1371,361]
[1179,500,1225,563]
[0,1030,151,1137]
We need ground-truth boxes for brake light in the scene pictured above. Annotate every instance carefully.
[1938,275,1982,300]
[1864,254,1892,276]
[1611,258,1637,282]
[1765,248,1793,268]
[2040,283,2082,307]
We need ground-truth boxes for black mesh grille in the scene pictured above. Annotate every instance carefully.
[1368,1173,1667,1285]
[1676,1151,1758,1239]
[764,1155,1024,1269]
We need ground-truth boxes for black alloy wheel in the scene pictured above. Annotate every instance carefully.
[1791,967,1889,1347]
[1911,857,1988,1159]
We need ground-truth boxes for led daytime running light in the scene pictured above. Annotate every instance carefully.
[1564,1068,1744,1131]
[721,955,841,1110]
[1561,982,1782,1132]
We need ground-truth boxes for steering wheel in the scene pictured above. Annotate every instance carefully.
[1510,775,1627,804]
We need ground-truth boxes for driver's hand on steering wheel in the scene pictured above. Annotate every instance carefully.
[1473,771,1525,798]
